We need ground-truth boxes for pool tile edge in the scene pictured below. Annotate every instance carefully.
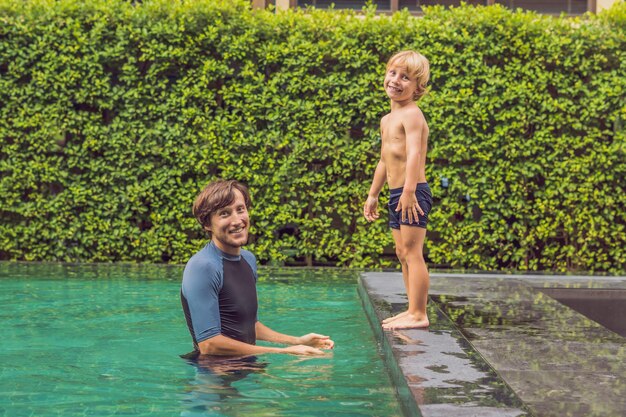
[357,277,423,417]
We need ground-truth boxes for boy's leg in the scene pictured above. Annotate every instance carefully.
[382,225,429,329]
[382,228,410,324]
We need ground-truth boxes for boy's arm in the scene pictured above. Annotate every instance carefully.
[364,159,387,222]
[398,111,426,223]
[368,158,387,198]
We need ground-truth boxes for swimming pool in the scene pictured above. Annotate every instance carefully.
[0,263,403,417]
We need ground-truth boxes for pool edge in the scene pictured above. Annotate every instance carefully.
[357,276,423,417]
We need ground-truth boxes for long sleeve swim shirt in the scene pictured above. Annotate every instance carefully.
[181,241,258,351]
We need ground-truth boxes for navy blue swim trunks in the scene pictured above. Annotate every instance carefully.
[388,183,432,230]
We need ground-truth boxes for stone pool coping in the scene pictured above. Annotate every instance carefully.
[358,272,626,417]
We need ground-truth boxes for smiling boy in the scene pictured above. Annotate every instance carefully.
[181,180,334,356]
[363,51,433,329]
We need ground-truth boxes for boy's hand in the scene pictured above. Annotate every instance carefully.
[363,196,379,222]
[396,192,424,224]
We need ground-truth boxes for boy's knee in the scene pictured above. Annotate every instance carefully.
[395,247,406,262]
[404,252,426,265]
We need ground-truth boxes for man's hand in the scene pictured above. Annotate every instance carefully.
[396,191,424,224]
[363,196,379,222]
[282,345,327,356]
[297,333,335,349]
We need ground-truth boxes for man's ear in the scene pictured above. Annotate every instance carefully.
[203,225,212,234]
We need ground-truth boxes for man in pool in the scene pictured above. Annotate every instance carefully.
[181,179,335,357]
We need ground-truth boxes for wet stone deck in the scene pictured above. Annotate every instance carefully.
[358,272,626,417]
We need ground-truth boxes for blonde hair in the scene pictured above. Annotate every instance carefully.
[386,50,430,101]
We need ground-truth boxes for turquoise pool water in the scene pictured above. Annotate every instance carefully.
[0,263,402,417]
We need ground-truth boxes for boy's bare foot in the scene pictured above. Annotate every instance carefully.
[382,314,429,330]
[382,310,409,324]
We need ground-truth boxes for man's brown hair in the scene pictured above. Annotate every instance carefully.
[192,179,251,232]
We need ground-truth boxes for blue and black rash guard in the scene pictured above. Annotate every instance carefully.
[181,241,258,352]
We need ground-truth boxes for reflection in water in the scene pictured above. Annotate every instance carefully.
[541,288,626,337]
[180,354,268,416]
[429,277,626,417]
[389,328,528,414]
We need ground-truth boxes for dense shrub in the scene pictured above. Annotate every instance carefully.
[1,0,624,272]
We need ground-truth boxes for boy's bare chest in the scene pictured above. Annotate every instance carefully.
[381,114,406,144]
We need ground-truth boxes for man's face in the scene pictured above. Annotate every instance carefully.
[207,189,249,255]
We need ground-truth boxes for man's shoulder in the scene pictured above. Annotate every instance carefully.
[240,249,257,266]
[184,245,222,276]
[241,248,255,256]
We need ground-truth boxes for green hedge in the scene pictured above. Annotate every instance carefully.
[1,0,624,272]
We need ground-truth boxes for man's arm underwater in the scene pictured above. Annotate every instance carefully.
[197,332,330,357]
[255,321,335,350]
